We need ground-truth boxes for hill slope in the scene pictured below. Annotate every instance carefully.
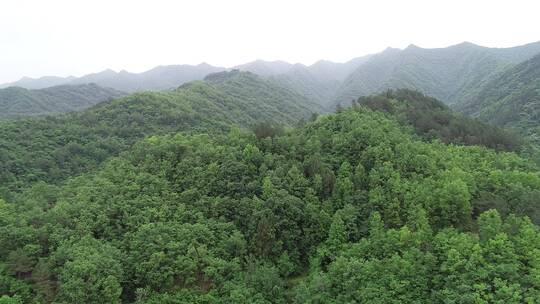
[0,71,320,193]
[454,53,540,142]
[355,89,522,151]
[0,84,125,119]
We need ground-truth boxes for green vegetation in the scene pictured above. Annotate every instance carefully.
[454,53,540,144]
[0,84,124,119]
[1,103,539,303]
[355,89,522,151]
[0,71,319,193]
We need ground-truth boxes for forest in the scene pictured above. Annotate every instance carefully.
[1,89,540,302]
[0,34,540,303]
[0,71,317,194]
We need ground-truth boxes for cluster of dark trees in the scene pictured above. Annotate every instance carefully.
[1,105,539,303]
[354,89,523,151]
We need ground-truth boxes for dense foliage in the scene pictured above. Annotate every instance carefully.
[1,108,539,303]
[0,84,124,119]
[355,89,522,151]
[0,71,319,194]
[454,53,540,144]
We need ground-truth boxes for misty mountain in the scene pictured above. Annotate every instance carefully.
[0,83,125,119]
[453,53,540,142]
[332,41,540,107]
[69,63,226,92]
[269,64,341,108]
[267,56,373,108]
[3,41,540,112]
[233,60,294,76]
[0,75,76,89]
[1,64,226,93]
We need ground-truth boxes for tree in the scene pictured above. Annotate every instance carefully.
[53,237,124,304]
[252,122,284,140]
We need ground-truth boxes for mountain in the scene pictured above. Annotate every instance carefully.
[308,56,373,82]
[333,41,540,107]
[233,60,294,76]
[228,42,540,110]
[0,83,125,119]
[269,64,341,108]
[69,63,226,92]
[3,41,540,110]
[0,75,76,89]
[0,71,320,192]
[1,64,226,93]
[454,53,540,142]
[270,56,373,108]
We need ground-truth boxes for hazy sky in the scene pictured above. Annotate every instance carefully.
[1,0,539,83]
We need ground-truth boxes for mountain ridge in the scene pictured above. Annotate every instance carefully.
[2,40,540,112]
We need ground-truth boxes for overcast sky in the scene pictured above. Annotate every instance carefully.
[1,0,539,83]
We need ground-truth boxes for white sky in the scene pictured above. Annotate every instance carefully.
[1,0,539,83]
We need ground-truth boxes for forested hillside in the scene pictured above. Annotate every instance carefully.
[454,53,540,143]
[355,89,522,151]
[1,107,539,303]
[0,71,319,194]
[0,84,125,119]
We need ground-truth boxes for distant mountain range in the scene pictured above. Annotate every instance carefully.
[2,41,540,134]
[0,84,125,119]
[0,63,226,92]
[3,42,540,107]
[333,41,540,107]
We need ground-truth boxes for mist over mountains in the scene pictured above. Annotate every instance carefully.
[2,40,540,142]
[3,41,540,110]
